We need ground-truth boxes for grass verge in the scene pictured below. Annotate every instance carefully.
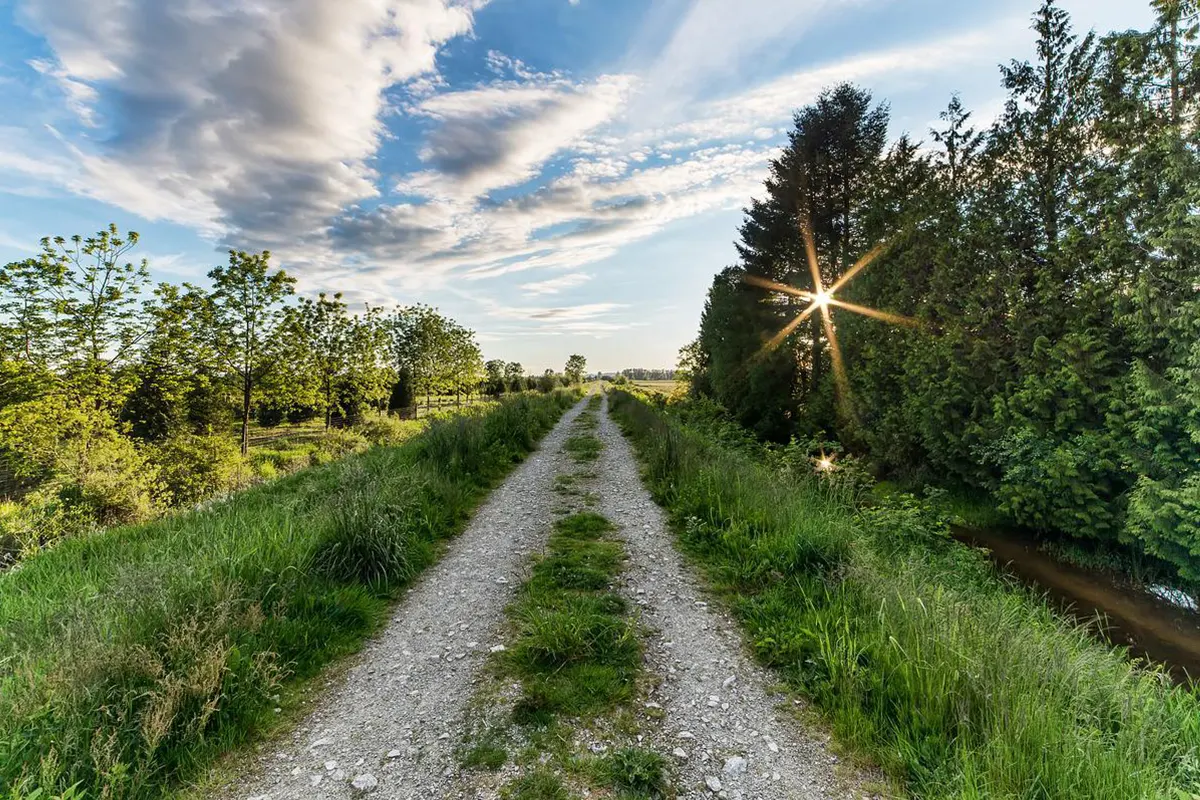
[0,391,579,800]
[487,507,666,799]
[504,513,637,725]
[609,390,1200,800]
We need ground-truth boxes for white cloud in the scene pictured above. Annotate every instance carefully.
[8,0,1054,310]
[17,0,487,256]
[520,272,593,295]
[399,73,636,201]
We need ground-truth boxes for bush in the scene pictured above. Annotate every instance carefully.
[256,405,287,427]
[151,434,248,508]
[355,415,422,447]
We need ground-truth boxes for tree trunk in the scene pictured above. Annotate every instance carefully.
[811,314,823,390]
[241,372,252,456]
[325,382,333,430]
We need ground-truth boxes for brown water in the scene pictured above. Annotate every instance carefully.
[952,526,1200,684]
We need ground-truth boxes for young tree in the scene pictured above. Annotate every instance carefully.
[123,283,224,440]
[206,250,295,455]
[389,305,449,408]
[564,354,587,385]
[505,361,525,393]
[484,359,507,397]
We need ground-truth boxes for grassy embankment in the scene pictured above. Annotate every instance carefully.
[609,390,1200,800]
[0,391,578,800]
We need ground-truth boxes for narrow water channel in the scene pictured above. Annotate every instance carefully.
[952,526,1200,684]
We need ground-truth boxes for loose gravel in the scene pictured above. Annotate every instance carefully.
[594,395,874,800]
[213,398,588,800]
[216,393,877,799]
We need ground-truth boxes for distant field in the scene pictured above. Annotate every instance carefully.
[632,380,681,395]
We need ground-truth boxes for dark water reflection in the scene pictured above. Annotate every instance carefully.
[952,526,1200,685]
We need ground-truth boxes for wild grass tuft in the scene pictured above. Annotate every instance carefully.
[563,435,603,463]
[504,769,570,800]
[597,747,668,798]
[0,392,577,800]
[503,512,638,725]
[609,389,1200,800]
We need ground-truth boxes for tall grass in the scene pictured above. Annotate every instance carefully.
[0,392,577,800]
[609,391,1200,800]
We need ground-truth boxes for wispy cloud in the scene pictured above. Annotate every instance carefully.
[521,272,593,295]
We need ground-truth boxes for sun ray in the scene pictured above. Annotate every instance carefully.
[743,273,814,301]
[762,303,819,354]
[828,241,889,295]
[826,298,920,328]
[821,306,854,420]
[799,211,824,295]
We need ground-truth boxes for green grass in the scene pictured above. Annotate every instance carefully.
[596,747,668,798]
[563,435,603,463]
[609,390,1200,800]
[0,392,579,800]
[502,513,638,727]
[504,769,570,800]
[460,728,509,771]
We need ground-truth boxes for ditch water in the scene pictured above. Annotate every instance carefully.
[952,526,1200,685]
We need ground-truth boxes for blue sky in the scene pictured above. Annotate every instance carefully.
[0,0,1154,372]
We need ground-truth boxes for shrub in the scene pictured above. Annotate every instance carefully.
[355,415,422,447]
[151,434,248,508]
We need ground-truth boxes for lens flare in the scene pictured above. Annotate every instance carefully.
[746,219,918,420]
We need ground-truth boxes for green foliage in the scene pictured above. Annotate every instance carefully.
[0,392,574,799]
[685,2,1200,585]
[149,434,247,508]
[610,390,1200,800]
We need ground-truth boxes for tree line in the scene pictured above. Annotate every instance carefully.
[619,368,677,381]
[687,0,1200,583]
[0,228,587,550]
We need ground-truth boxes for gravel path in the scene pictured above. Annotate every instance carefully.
[214,398,588,800]
[594,395,868,800]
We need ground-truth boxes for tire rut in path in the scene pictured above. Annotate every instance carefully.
[594,395,871,800]
[213,398,589,800]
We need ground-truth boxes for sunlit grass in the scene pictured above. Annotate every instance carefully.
[610,390,1200,800]
[0,393,578,799]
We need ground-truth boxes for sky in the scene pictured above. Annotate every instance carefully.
[0,0,1155,373]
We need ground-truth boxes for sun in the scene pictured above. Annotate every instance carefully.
[743,211,918,419]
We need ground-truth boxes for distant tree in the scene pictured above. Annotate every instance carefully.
[538,369,559,393]
[505,361,525,393]
[445,322,484,404]
[484,360,507,397]
[564,354,587,385]
[206,250,295,455]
